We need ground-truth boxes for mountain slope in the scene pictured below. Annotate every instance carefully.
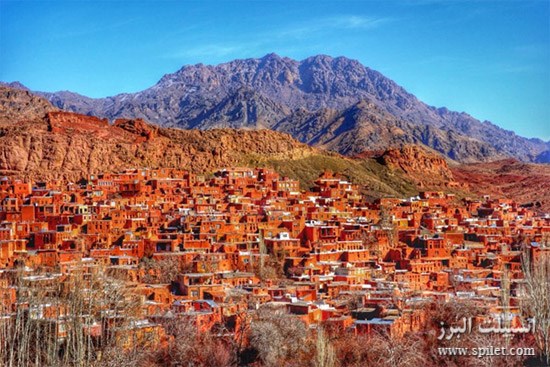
[274,100,504,162]
[0,111,313,180]
[0,86,417,198]
[1,85,548,209]
[32,54,549,163]
[452,159,550,212]
[0,110,421,199]
[184,88,290,129]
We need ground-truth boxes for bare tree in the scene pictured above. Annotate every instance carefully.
[154,315,236,367]
[314,327,336,367]
[139,256,182,284]
[378,204,396,248]
[0,263,151,367]
[249,305,308,367]
[363,331,429,367]
[154,316,200,366]
[521,247,550,365]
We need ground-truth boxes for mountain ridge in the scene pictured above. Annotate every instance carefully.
[3,53,548,163]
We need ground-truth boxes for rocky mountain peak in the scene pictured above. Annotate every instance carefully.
[0,81,30,91]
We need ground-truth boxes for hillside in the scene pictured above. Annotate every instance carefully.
[1,85,548,209]
[0,110,306,178]
[28,54,549,163]
[0,86,419,198]
[0,85,57,124]
[0,110,423,198]
[451,159,550,212]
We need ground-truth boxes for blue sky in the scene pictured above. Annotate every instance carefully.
[1,0,549,140]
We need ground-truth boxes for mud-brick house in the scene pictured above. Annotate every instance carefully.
[0,240,18,268]
[287,301,323,325]
[394,269,430,291]
[0,196,21,217]
[264,232,301,257]
[428,271,450,291]
[119,235,145,258]
[87,219,112,235]
[449,250,469,269]
[11,181,32,196]
[218,272,259,287]
[137,284,173,313]
[30,229,60,250]
[414,235,450,258]
[176,273,223,300]
[304,224,341,244]
[0,222,15,241]
[273,178,300,193]
[334,265,370,284]
[193,253,234,273]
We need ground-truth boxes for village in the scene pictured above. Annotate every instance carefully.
[0,166,548,360]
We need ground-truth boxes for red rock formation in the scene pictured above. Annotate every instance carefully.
[0,110,315,181]
[47,111,109,134]
[376,145,456,187]
[113,118,158,142]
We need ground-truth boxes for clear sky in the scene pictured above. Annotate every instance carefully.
[1,0,549,140]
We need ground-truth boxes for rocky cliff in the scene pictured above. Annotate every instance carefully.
[376,145,457,187]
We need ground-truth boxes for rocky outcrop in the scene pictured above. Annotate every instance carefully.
[0,85,57,124]
[47,111,109,133]
[113,118,158,142]
[376,145,456,187]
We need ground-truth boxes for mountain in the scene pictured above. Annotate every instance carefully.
[29,54,549,163]
[273,100,505,161]
[1,84,548,209]
[0,85,417,198]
